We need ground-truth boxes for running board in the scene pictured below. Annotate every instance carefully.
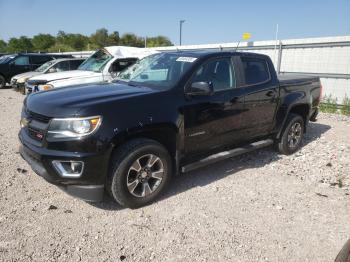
[181,139,274,173]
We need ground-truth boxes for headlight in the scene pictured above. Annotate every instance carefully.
[47,116,102,141]
[17,77,28,83]
[38,84,53,91]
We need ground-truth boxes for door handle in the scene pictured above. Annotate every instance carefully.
[265,90,276,97]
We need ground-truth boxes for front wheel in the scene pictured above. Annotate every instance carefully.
[107,138,172,208]
[276,113,304,155]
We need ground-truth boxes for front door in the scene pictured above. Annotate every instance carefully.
[183,57,245,156]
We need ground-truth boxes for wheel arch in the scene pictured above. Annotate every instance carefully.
[277,103,310,139]
[110,123,179,166]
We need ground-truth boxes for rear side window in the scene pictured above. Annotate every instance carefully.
[192,58,235,91]
[53,61,70,71]
[30,56,52,65]
[111,58,138,73]
[241,57,270,85]
[14,56,30,65]
[69,60,84,69]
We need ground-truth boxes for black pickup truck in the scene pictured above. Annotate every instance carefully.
[19,51,321,208]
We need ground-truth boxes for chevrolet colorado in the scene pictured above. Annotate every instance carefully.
[19,51,321,208]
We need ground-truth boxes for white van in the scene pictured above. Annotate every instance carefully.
[26,46,158,93]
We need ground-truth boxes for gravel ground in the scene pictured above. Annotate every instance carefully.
[0,88,349,262]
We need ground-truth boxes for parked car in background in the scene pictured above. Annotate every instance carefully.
[11,58,85,94]
[19,51,321,208]
[0,53,72,89]
[25,46,158,94]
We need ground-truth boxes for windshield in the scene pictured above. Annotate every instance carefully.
[34,60,57,72]
[0,55,15,64]
[117,53,196,88]
[78,49,112,72]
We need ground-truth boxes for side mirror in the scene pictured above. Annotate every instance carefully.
[48,68,57,73]
[187,82,213,96]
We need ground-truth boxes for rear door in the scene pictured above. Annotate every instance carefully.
[184,56,245,156]
[238,55,279,138]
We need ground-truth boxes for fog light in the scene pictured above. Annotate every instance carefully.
[52,160,84,178]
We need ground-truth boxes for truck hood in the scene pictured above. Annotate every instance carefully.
[12,71,41,81]
[28,70,100,83]
[26,82,156,117]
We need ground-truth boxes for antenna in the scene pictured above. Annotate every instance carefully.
[234,41,240,52]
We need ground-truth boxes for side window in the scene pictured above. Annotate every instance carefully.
[14,56,30,66]
[52,61,70,72]
[30,56,52,65]
[192,58,235,91]
[69,60,84,70]
[110,59,138,73]
[241,57,270,85]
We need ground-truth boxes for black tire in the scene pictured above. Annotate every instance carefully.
[276,113,304,155]
[335,238,350,262]
[0,75,5,89]
[107,138,172,208]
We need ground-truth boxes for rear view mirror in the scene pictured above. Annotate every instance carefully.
[187,82,213,96]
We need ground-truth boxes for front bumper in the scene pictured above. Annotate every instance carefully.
[11,81,26,94]
[19,130,110,202]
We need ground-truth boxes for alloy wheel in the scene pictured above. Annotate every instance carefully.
[126,154,164,197]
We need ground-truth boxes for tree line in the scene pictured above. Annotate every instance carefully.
[0,28,173,53]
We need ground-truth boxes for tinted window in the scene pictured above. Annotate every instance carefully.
[241,57,270,85]
[192,58,235,91]
[14,56,29,65]
[31,56,52,65]
[69,60,84,69]
[52,61,70,72]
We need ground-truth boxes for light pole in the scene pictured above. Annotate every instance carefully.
[179,20,185,46]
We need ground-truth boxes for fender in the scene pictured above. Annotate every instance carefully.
[275,90,311,139]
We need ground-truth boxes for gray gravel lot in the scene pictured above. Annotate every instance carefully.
[0,88,349,262]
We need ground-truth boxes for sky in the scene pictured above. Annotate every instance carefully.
[0,0,349,45]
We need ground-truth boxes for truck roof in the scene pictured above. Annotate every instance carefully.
[103,46,159,59]
[164,50,270,60]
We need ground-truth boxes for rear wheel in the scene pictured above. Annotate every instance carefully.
[0,75,5,89]
[276,113,304,155]
[107,138,172,208]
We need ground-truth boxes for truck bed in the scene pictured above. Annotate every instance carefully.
[278,73,320,86]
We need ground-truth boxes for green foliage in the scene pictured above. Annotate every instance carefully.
[0,28,173,53]
[0,40,7,52]
[320,94,350,116]
[341,96,350,116]
[119,33,144,47]
[320,94,338,113]
[32,34,55,51]
[146,36,173,47]
[7,36,33,53]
